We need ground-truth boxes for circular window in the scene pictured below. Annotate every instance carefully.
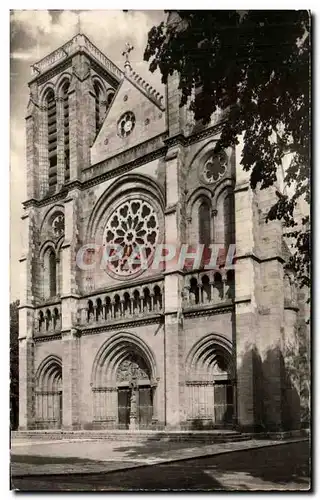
[52,214,64,237]
[118,111,136,138]
[103,199,159,277]
[202,152,227,184]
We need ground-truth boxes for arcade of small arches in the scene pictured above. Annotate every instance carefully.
[84,283,163,325]
[33,333,235,430]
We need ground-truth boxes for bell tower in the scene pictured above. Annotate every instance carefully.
[25,33,121,200]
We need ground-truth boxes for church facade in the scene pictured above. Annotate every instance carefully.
[19,32,303,432]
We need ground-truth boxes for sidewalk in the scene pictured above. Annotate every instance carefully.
[11,436,308,477]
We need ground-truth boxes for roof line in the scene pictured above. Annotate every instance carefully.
[125,68,165,110]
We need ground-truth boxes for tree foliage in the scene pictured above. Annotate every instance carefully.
[144,11,310,289]
[10,300,19,430]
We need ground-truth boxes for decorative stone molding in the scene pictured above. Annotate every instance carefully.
[79,315,164,336]
[34,333,62,343]
[183,304,234,318]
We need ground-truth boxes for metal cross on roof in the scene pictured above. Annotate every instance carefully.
[122,42,134,61]
[122,42,134,71]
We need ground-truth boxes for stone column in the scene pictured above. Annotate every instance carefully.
[69,53,96,179]
[18,208,36,429]
[62,329,81,429]
[163,145,186,429]
[234,138,287,432]
[129,380,138,431]
[25,82,40,200]
[61,188,81,429]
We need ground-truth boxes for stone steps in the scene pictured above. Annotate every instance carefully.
[11,429,247,444]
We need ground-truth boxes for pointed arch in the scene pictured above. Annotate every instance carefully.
[105,88,115,110]
[41,245,58,299]
[91,331,158,388]
[35,355,62,429]
[86,173,165,242]
[185,334,235,426]
[186,333,234,380]
[93,79,106,135]
[198,201,211,245]
[40,204,65,234]
[223,192,235,248]
[55,72,72,97]
[186,187,212,245]
[35,355,62,391]
[39,83,55,105]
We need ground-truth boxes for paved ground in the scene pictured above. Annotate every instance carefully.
[10,436,310,491]
[11,436,306,476]
[11,441,310,491]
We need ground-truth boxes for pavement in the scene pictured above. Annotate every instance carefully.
[11,440,311,491]
[11,435,309,478]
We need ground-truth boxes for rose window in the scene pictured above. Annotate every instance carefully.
[104,199,159,277]
[203,153,227,183]
[117,111,136,138]
[52,215,64,237]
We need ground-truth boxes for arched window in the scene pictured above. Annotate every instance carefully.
[106,90,115,111]
[62,81,70,182]
[94,81,103,135]
[224,193,235,248]
[46,89,57,189]
[56,246,62,296]
[49,250,57,297]
[198,202,211,245]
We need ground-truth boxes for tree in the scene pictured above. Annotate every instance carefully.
[284,319,310,427]
[144,11,310,290]
[10,300,19,430]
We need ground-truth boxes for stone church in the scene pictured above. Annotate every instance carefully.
[18,29,303,432]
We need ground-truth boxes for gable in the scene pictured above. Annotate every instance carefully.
[90,77,166,165]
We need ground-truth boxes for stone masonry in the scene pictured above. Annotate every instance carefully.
[18,31,303,432]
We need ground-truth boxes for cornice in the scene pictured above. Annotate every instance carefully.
[34,333,62,343]
[79,314,164,336]
[90,59,120,88]
[183,303,234,318]
[164,121,225,149]
[23,144,167,209]
[22,120,225,210]
[34,59,72,87]
[81,275,164,299]
[236,253,286,265]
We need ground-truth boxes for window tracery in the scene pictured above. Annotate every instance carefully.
[103,199,159,278]
[52,214,65,238]
[201,152,227,184]
[117,111,136,138]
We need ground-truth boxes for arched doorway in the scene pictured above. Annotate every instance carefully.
[91,332,158,430]
[186,335,235,429]
[35,355,62,429]
[117,354,153,429]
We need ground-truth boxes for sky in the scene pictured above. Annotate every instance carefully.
[10,9,165,301]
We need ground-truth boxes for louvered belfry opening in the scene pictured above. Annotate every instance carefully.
[94,81,101,135]
[62,81,70,183]
[47,89,57,189]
